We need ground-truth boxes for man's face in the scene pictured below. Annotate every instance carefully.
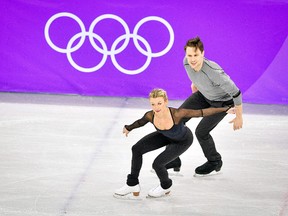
[185,47,204,72]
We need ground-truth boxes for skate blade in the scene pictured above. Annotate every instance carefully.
[113,193,142,200]
[193,170,222,177]
[150,169,183,177]
[146,191,171,199]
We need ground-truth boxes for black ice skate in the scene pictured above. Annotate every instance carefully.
[194,160,223,177]
[165,157,182,172]
[151,157,183,176]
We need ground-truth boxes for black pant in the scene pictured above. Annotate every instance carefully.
[127,128,193,189]
[179,91,233,162]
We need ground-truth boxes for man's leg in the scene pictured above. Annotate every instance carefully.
[179,92,210,121]
[196,113,226,161]
[194,100,233,175]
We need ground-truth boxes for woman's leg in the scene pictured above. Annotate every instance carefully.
[127,131,170,186]
[152,129,193,189]
[165,92,209,170]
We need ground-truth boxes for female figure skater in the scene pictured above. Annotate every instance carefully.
[114,88,233,199]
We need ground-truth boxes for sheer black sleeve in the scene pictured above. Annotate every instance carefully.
[124,111,153,131]
[201,107,230,116]
[174,107,229,122]
[175,108,203,119]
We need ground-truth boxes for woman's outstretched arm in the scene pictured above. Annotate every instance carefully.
[178,106,233,118]
[123,111,152,136]
[202,106,233,117]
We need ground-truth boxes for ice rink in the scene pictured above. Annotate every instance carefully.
[0,92,288,216]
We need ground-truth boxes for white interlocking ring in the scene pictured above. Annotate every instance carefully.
[44,12,174,75]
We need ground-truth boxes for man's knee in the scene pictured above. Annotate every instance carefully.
[195,127,210,140]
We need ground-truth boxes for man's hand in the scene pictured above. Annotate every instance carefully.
[229,116,243,130]
[191,83,198,93]
[229,104,243,130]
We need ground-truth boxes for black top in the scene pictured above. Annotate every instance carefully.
[125,107,203,141]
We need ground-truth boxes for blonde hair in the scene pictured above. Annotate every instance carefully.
[149,88,168,101]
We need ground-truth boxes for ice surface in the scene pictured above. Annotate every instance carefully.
[0,92,288,216]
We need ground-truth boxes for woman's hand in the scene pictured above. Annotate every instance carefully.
[123,127,130,137]
[226,107,236,114]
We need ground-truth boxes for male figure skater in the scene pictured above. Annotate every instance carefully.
[167,36,243,176]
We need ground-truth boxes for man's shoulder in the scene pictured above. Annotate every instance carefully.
[183,57,188,65]
[203,58,222,71]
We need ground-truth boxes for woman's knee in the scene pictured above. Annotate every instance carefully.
[152,160,165,171]
[131,143,143,155]
[152,161,158,170]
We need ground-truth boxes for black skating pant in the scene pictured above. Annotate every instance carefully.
[179,91,233,162]
[127,128,193,189]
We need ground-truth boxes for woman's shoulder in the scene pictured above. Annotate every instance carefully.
[144,110,153,115]
[144,110,154,121]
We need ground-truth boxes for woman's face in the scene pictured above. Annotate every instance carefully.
[149,97,168,114]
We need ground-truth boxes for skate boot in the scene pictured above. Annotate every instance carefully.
[147,185,171,198]
[114,184,140,199]
[165,157,181,172]
[194,160,223,176]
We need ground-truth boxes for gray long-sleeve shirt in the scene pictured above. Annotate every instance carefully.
[184,57,242,105]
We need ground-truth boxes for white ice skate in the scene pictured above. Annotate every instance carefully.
[113,184,141,200]
[147,185,171,198]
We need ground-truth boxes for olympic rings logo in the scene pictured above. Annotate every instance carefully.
[44,12,174,75]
